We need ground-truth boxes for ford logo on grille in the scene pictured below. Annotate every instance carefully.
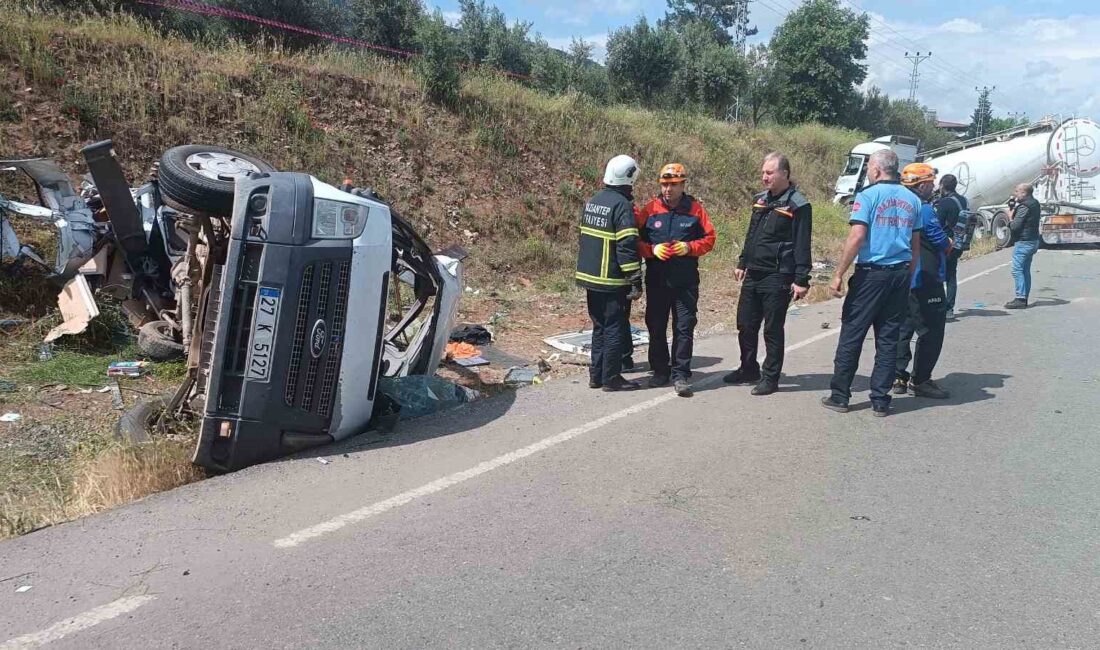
[309,319,328,358]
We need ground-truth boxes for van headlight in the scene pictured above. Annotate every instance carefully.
[312,199,369,239]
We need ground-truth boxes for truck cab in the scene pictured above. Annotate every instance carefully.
[833,136,921,205]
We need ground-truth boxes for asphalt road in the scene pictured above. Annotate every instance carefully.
[2,248,1099,649]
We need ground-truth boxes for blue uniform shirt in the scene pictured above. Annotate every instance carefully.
[912,202,951,289]
[849,180,921,265]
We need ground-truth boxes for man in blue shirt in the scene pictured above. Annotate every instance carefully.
[895,163,953,399]
[822,150,921,417]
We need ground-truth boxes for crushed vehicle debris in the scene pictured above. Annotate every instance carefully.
[2,141,465,471]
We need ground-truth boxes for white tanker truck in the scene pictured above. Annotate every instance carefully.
[834,117,1100,248]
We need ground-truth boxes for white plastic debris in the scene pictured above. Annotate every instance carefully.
[1,413,21,423]
[15,585,32,593]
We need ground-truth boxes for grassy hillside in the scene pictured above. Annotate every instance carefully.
[0,7,862,291]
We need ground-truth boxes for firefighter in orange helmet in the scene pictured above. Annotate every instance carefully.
[636,163,717,397]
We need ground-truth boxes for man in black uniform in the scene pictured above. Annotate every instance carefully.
[575,154,644,391]
[933,174,968,318]
[723,152,812,396]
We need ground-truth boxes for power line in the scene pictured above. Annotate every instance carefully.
[755,0,1024,116]
[904,50,931,102]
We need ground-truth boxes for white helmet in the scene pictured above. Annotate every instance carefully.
[603,155,640,187]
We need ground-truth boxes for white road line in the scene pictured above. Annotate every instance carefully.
[0,595,155,650]
[957,261,1010,285]
[273,261,1014,549]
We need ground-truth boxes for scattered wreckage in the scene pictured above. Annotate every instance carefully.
[1,142,464,471]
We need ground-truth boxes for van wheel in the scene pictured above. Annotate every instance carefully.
[991,211,1012,249]
[116,395,170,445]
[158,145,275,215]
[137,320,185,360]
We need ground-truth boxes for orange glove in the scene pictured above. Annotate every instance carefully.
[671,241,690,257]
[654,243,674,261]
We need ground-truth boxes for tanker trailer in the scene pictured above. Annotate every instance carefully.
[922,117,1100,248]
[1034,117,1100,246]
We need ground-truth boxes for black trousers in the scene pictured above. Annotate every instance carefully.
[896,281,947,385]
[736,271,793,381]
[645,283,699,380]
[587,289,631,384]
[829,265,910,407]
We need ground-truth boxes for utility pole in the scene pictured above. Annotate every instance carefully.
[905,51,932,103]
[974,85,995,136]
[727,0,757,122]
[1008,110,1027,125]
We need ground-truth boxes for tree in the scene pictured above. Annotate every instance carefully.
[484,7,533,76]
[769,0,869,125]
[740,43,776,125]
[415,10,462,106]
[457,0,490,64]
[987,115,1027,133]
[664,0,744,45]
[348,0,424,51]
[530,36,569,94]
[968,87,994,138]
[606,17,678,105]
[219,0,349,48]
[846,85,890,135]
[671,20,745,117]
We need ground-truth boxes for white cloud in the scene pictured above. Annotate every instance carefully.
[938,18,983,34]
[860,14,1100,122]
[441,11,461,27]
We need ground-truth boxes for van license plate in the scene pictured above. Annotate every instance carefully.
[246,287,281,382]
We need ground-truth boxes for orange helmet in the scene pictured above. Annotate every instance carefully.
[901,162,937,187]
[658,163,687,185]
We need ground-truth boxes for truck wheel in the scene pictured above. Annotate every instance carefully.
[991,211,1012,249]
[116,395,170,445]
[138,320,185,360]
[158,145,275,215]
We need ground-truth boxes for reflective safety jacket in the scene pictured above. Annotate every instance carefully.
[738,184,813,287]
[636,193,716,288]
[575,186,641,291]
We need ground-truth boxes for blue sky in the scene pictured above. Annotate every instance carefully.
[430,0,1100,123]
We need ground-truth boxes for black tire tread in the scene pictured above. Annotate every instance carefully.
[137,320,185,360]
[157,145,274,215]
[116,395,169,445]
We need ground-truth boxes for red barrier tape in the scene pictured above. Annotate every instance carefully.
[135,0,530,80]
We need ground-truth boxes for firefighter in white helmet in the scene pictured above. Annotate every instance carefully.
[575,155,644,391]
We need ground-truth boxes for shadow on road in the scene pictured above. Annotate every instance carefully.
[956,308,1008,318]
[270,388,520,464]
[1028,297,1071,309]
[888,372,1010,414]
[745,372,1011,414]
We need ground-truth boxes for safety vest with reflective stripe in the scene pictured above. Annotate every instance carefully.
[575,187,641,291]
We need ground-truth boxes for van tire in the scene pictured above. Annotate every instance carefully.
[138,320,185,360]
[158,145,275,215]
[116,395,170,445]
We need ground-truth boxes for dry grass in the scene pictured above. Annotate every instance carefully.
[69,438,203,515]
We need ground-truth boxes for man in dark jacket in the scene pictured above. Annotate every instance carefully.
[933,174,968,318]
[636,163,717,397]
[1005,183,1042,309]
[576,154,644,391]
[723,152,812,396]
